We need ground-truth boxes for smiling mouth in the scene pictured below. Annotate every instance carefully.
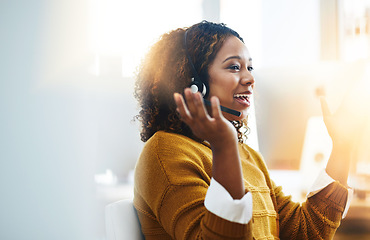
[233,93,250,101]
[233,93,251,106]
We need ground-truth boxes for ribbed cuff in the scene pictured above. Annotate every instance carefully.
[202,211,251,239]
[323,182,348,206]
[313,181,350,220]
[307,169,353,218]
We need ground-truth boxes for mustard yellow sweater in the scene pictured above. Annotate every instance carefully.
[134,131,348,240]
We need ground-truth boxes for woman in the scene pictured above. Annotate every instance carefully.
[134,21,355,239]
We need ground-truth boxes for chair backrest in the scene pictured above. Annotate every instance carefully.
[105,199,145,240]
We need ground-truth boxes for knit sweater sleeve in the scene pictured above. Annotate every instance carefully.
[134,132,253,240]
[274,180,348,240]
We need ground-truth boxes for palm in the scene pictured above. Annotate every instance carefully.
[174,89,237,146]
[321,94,368,147]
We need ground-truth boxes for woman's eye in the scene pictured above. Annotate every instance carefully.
[229,65,240,70]
[247,66,254,72]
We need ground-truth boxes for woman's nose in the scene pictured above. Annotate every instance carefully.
[240,70,255,87]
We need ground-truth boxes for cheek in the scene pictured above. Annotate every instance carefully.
[209,85,233,104]
[209,79,227,92]
[216,77,238,93]
[208,71,237,97]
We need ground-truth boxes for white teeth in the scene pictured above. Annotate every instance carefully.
[234,94,249,98]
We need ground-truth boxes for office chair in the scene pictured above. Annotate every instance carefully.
[105,199,144,240]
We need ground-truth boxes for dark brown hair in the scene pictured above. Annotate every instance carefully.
[134,21,245,142]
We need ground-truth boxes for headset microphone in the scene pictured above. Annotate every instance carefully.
[203,99,241,117]
[184,29,241,117]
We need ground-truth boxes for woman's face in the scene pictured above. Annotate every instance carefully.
[207,36,255,121]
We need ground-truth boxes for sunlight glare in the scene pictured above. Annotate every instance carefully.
[88,0,202,77]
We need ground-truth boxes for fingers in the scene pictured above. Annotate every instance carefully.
[174,88,209,124]
[174,89,233,142]
[320,96,331,117]
[174,92,191,122]
[210,96,223,120]
[184,88,201,118]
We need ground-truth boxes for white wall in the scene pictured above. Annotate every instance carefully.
[0,1,97,239]
[260,0,320,67]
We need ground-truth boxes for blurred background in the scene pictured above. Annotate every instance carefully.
[1,0,370,239]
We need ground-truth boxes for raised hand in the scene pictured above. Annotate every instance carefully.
[321,87,369,184]
[174,88,244,199]
[320,93,367,149]
[173,88,237,148]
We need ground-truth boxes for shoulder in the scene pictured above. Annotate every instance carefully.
[142,131,210,159]
[146,130,196,147]
[136,131,213,184]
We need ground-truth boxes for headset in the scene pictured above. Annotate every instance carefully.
[183,29,241,117]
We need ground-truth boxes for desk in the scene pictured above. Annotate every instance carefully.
[346,199,370,220]
[335,218,370,239]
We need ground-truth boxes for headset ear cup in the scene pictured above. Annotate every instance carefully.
[190,78,207,97]
[190,83,199,94]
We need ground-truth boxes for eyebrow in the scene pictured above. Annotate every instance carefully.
[222,56,253,63]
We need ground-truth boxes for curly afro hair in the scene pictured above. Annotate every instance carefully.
[134,21,247,142]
